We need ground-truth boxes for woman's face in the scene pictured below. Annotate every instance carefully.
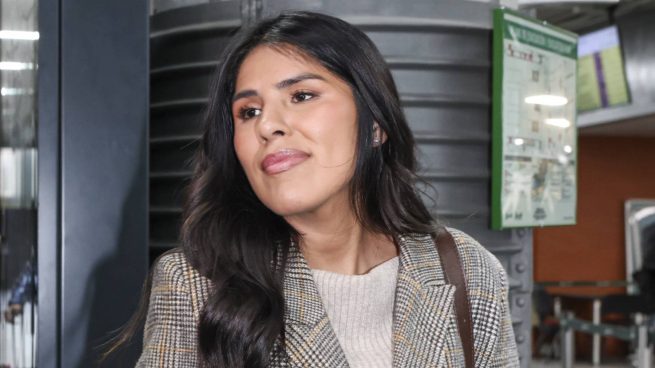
[232,45,358,218]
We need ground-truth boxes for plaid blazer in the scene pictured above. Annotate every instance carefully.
[136,228,519,367]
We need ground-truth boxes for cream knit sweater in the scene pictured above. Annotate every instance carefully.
[311,256,399,368]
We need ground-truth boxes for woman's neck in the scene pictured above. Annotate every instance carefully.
[285,208,398,275]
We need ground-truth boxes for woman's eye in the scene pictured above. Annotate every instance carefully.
[238,107,261,120]
[291,91,316,103]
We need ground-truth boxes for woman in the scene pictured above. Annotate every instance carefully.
[135,11,518,367]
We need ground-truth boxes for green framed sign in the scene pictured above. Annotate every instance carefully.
[491,8,578,230]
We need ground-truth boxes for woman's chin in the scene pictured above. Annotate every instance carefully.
[263,197,324,219]
[268,203,314,218]
[256,186,349,220]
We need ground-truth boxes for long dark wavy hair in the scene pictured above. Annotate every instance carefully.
[103,10,437,368]
[183,10,437,366]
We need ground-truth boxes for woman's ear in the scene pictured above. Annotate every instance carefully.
[372,122,388,147]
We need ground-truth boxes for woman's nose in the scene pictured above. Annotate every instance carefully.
[257,105,290,143]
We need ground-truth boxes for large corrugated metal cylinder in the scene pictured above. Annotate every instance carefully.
[150,1,532,364]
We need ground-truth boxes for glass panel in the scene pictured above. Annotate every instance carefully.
[0,0,39,367]
[625,199,655,294]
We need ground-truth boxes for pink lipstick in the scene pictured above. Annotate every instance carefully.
[261,149,309,175]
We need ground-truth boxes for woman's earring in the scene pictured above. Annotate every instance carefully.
[372,123,383,146]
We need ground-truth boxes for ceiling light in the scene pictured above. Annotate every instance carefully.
[0,62,34,70]
[525,95,568,106]
[545,118,571,128]
[0,30,39,40]
[513,138,525,146]
[1,88,33,96]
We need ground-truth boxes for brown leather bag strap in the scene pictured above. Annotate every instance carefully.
[433,229,475,368]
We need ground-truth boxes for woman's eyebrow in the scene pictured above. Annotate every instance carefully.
[232,73,326,103]
[274,73,325,89]
[232,90,258,103]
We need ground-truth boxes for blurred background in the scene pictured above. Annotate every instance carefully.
[0,0,653,367]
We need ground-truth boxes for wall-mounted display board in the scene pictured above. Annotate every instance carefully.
[577,26,631,112]
[492,8,578,230]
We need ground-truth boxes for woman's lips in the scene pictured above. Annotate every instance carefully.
[261,149,309,175]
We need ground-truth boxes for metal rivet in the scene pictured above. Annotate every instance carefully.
[516,297,526,307]
[515,263,526,273]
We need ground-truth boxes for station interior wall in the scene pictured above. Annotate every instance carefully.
[534,135,655,357]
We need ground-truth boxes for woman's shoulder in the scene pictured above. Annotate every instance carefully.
[441,228,519,365]
[137,249,209,367]
[152,248,213,298]
[444,227,509,292]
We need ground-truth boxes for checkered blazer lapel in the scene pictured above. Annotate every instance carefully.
[281,234,459,367]
[282,242,349,367]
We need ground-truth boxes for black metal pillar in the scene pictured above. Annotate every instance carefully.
[38,0,149,366]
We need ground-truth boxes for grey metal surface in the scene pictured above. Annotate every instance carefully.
[37,0,61,365]
[151,0,210,15]
[617,9,655,109]
[149,1,532,365]
[521,0,655,35]
[263,0,496,28]
[38,0,150,366]
[149,1,241,254]
[562,311,575,368]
